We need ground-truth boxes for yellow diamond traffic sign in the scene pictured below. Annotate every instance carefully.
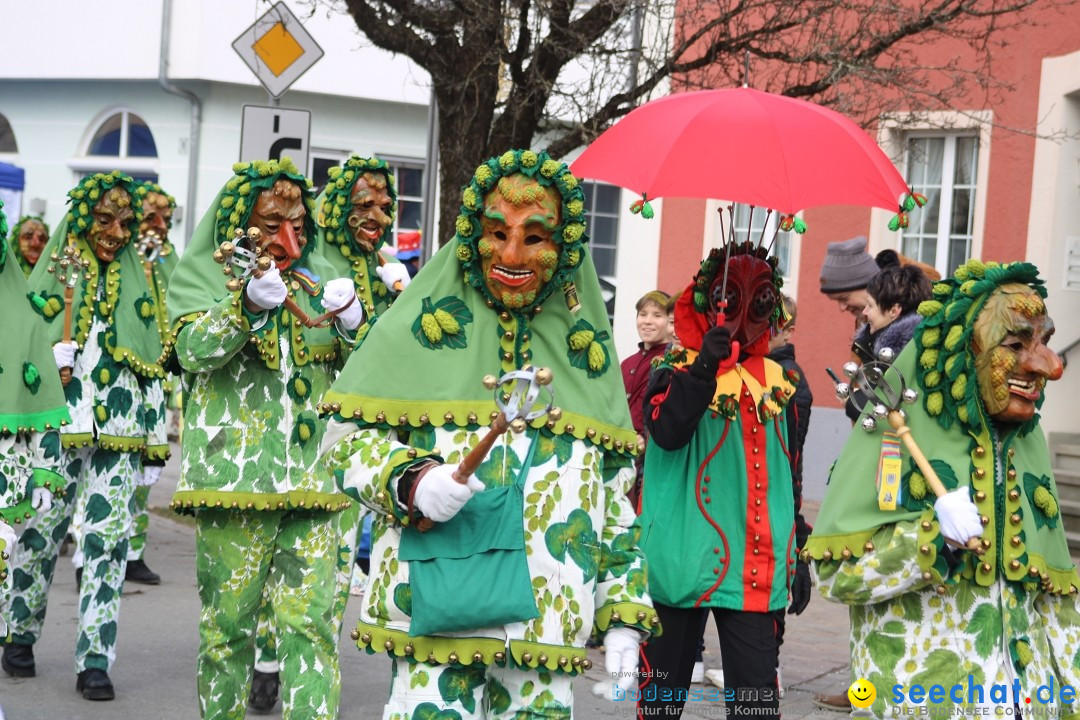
[233,2,324,98]
[254,22,305,77]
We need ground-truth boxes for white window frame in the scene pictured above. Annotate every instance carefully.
[871,110,991,272]
[703,200,802,298]
[377,154,426,252]
[308,147,351,195]
[581,180,621,280]
[68,106,159,179]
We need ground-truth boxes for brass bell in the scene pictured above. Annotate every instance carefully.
[535,367,553,386]
[482,375,499,390]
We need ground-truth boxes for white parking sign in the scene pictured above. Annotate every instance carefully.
[239,106,311,170]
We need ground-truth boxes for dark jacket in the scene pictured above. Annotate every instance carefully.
[768,343,813,549]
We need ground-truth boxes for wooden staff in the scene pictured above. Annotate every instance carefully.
[47,243,88,387]
[887,410,985,555]
[376,252,404,293]
[59,285,75,386]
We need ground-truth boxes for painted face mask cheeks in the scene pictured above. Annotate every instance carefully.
[252,180,308,272]
[140,191,173,243]
[478,175,561,311]
[973,285,1063,424]
[88,188,136,263]
[18,219,48,266]
[347,172,393,253]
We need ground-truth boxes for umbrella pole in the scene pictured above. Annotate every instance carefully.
[718,205,734,303]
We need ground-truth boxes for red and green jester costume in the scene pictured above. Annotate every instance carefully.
[637,244,797,719]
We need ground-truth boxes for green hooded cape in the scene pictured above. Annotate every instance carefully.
[165,158,339,368]
[315,155,402,339]
[0,202,70,433]
[807,260,1079,595]
[26,172,165,379]
[322,150,636,455]
[1,200,70,527]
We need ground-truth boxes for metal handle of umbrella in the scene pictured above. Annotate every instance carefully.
[452,367,560,484]
[45,242,90,387]
[828,358,985,556]
[212,228,353,329]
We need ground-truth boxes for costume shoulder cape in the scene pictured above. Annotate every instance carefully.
[806,343,1079,594]
[0,221,70,433]
[322,239,637,456]
[27,218,165,379]
[165,168,341,370]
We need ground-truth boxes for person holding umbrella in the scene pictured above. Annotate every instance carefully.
[637,239,799,719]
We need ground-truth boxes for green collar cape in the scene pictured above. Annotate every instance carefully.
[807,260,1079,594]
[26,172,165,379]
[10,215,48,277]
[322,150,636,455]
[165,159,329,368]
[0,201,70,433]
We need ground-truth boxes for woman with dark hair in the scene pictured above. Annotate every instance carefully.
[852,259,933,365]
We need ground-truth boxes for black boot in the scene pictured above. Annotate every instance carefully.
[125,559,161,585]
[76,668,115,701]
[1,643,35,678]
[75,567,82,590]
[248,670,280,715]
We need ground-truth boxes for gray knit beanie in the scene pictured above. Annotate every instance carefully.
[819,236,879,293]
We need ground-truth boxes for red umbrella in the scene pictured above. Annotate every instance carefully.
[570,87,914,219]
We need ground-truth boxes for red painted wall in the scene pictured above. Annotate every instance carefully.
[659,2,1080,408]
[657,197,708,295]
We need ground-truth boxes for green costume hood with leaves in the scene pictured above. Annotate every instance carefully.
[0,201,70,433]
[807,261,1079,594]
[315,155,402,329]
[26,172,165,379]
[10,215,49,277]
[165,158,338,370]
[322,150,636,455]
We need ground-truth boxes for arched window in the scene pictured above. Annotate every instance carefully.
[0,114,17,154]
[71,109,159,183]
[87,111,158,158]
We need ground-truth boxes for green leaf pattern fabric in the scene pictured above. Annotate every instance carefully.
[194,509,342,719]
[173,296,346,504]
[62,316,168,453]
[6,447,140,672]
[814,521,1080,716]
[323,418,652,658]
[384,658,572,719]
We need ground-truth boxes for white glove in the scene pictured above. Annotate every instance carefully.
[601,626,643,698]
[53,341,78,370]
[0,521,16,560]
[245,267,288,310]
[323,277,365,330]
[31,487,53,513]
[376,263,411,294]
[412,464,484,523]
[934,488,983,545]
[139,466,163,487]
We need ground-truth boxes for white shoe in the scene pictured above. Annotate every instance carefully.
[704,668,725,689]
[691,661,705,683]
[777,666,785,698]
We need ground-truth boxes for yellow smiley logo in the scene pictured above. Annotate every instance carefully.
[848,678,877,709]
